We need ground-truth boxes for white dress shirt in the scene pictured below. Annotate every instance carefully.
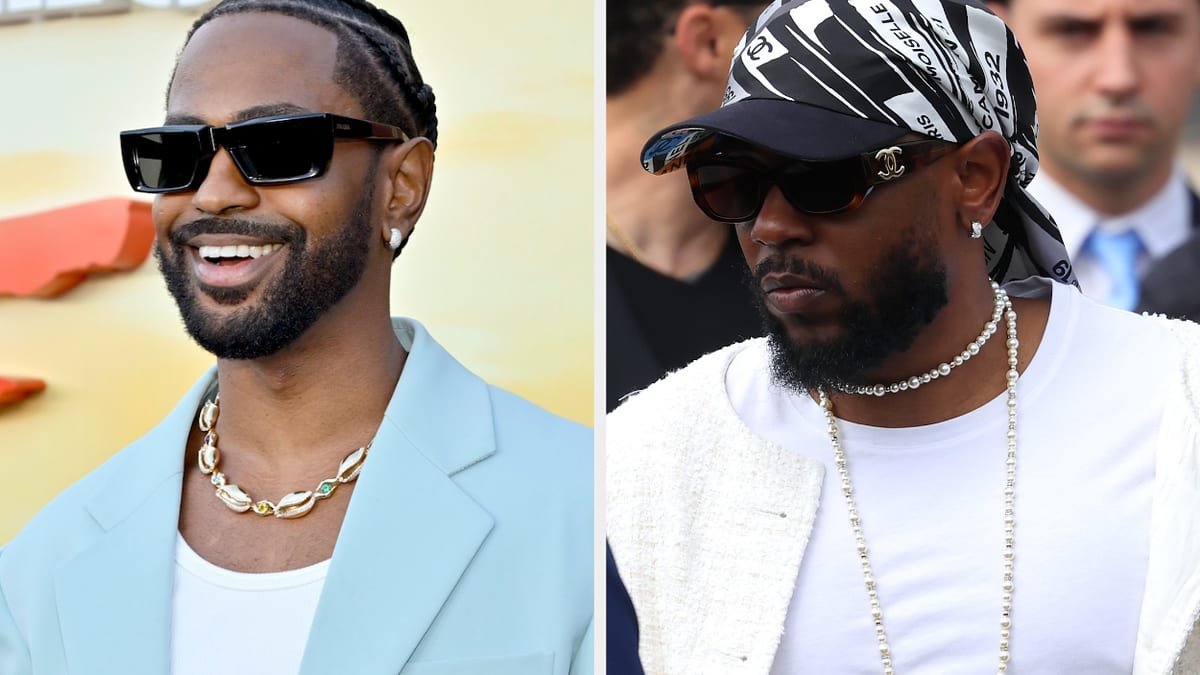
[1027,170,1192,303]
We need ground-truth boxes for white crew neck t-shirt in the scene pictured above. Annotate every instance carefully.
[726,279,1170,674]
[170,534,329,675]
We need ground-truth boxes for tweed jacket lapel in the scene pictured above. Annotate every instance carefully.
[1132,318,1200,675]
[608,340,826,675]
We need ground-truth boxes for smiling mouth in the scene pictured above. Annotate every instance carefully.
[198,243,285,266]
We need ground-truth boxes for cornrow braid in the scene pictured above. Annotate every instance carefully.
[178,0,438,147]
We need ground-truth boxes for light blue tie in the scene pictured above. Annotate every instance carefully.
[1084,227,1144,310]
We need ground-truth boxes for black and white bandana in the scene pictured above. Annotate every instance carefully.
[641,0,1077,287]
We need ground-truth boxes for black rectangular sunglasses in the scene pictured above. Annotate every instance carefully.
[685,138,957,224]
[119,112,410,194]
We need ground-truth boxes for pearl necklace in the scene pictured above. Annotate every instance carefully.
[836,284,1008,396]
[196,395,370,519]
[819,283,1019,674]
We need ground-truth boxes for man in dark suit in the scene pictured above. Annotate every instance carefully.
[1139,206,1200,320]
[992,0,1200,319]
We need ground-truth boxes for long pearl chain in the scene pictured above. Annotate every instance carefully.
[819,282,1019,674]
[835,284,1008,396]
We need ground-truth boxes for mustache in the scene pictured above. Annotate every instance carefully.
[1070,99,1157,125]
[752,256,844,293]
[168,217,304,248]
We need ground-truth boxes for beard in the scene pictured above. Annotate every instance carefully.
[750,225,950,394]
[155,186,375,360]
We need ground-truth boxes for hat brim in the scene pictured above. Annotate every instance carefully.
[641,98,911,175]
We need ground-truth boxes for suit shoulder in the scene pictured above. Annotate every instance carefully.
[485,387,592,493]
[0,437,157,607]
[487,386,591,451]
[4,440,140,549]
[2,372,202,593]
[1140,226,1200,320]
[471,387,592,540]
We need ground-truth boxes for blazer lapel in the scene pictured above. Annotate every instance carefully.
[53,371,213,675]
[49,320,498,675]
[300,320,497,675]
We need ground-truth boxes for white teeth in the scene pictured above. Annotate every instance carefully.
[198,243,283,260]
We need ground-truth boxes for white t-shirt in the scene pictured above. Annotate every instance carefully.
[726,279,1168,674]
[170,534,329,675]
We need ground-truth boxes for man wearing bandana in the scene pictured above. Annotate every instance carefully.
[607,0,1200,673]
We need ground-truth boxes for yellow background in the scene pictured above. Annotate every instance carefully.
[0,1,593,542]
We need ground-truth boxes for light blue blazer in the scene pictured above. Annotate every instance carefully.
[0,319,594,675]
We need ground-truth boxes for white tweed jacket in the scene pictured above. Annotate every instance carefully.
[607,317,1200,675]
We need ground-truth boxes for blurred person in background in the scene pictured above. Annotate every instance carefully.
[606,0,769,412]
[0,0,593,672]
[992,0,1200,320]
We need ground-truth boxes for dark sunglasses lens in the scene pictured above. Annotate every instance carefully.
[777,162,863,214]
[127,131,203,191]
[228,116,329,182]
[690,164,765,223]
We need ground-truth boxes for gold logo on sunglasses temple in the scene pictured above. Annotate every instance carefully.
[874,146,906,181]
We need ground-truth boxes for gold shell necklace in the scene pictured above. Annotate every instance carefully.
[196,395,370,519]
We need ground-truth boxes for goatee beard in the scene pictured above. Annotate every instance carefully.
[155,187,375,360]
[749,229,949,394]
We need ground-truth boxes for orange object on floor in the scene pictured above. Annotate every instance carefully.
[0,198,155,298]
[0,376,46,406]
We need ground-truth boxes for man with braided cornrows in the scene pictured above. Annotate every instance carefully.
[0,0,592,673]
[606,0,1200,673]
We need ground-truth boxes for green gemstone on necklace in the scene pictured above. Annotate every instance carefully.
[196,395,366,519]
